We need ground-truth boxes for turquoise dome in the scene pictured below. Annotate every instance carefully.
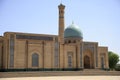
[64,23,83,39]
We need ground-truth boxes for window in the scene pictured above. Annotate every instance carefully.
[68,55,72,68]
[101,57,104,69]
[54,42,59,67]
[100,53,105,69]
[32,53,39,67]
[68,40,71,43]
[9,35,14,68]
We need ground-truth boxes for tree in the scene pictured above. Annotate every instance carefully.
[108,51,119,70]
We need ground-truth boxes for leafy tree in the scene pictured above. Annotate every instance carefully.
[108,51,119,70]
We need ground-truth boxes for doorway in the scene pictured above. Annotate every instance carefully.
[84,55,90,69]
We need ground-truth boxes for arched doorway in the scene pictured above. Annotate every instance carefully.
[84,55,90,69]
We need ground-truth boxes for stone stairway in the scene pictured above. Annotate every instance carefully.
[83,69,106,72]
[0,70,120,78]
[82,69,120,75]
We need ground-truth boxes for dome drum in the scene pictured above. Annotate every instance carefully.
[64,37,82,44]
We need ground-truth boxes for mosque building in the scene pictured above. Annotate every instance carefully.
[0,4,109,71]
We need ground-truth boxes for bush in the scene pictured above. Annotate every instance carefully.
[115,65,120,71]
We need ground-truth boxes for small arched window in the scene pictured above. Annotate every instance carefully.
[32,53,39,67]
[68,40,71,43]
[101,57,104,69]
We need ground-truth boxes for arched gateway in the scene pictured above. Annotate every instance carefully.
[84,49,94,69]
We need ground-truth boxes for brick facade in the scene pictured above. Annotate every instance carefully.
[0,4,109,71]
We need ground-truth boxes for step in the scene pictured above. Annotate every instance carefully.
[0,71,120,78]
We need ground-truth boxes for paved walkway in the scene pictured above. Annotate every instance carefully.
[1,76,120,80]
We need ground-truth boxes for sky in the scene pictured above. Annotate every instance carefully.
[0,0,120,57]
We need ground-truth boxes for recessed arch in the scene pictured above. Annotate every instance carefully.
[83,49,94,69]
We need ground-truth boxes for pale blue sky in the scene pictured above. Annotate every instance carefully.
[0,0,120,57]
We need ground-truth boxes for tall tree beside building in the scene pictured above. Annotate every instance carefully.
[108,51,119,70]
